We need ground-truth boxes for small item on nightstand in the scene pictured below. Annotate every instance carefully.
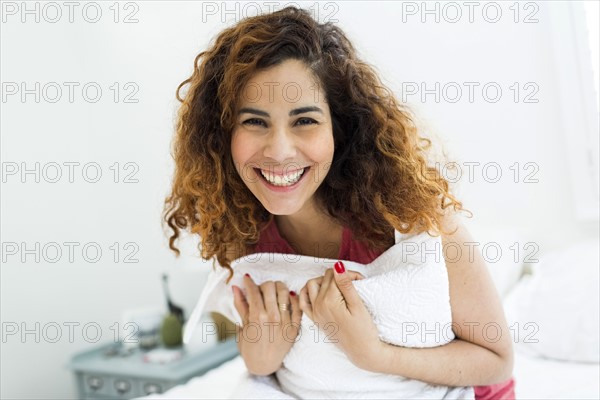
[161,313,183,347]
[103,342,135,358]
[143,347,183,364]
[135,311,162,350]
[121,308,163,350]
[160,273,185,347]
[162,273,185,324]
[138,330,160,349]
[103,342,121,357]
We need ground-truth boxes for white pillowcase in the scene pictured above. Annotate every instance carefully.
[503,238,599,363]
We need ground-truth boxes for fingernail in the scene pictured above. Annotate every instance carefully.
[334,261,345,274]
[290,291,296,297]
[244,273,250,278]
[231,285,236,293]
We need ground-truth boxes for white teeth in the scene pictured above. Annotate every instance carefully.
[260,168,306,186]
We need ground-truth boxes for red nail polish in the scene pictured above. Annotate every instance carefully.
[334,261,345,274]
[244,273,250,278]
[290,291,296,297]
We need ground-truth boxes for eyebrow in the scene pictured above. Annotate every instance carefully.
[237,106,323,117]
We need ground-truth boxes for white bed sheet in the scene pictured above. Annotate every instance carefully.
[138,355,245,399]
[138,348,600,399]
[513,350,599,399]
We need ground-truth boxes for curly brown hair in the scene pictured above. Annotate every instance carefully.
[163,6,470,283]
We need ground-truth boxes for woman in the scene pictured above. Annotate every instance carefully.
[164,6,515,399]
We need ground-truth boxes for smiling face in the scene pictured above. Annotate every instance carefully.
[230,59,334,218]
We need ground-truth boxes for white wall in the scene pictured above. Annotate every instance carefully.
[1,1,598,398]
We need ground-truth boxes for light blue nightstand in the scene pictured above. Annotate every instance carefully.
[68,339,239,399]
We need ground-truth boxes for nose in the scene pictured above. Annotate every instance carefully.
[262,125,297,162]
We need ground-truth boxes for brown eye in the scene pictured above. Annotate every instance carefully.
[243,118,266,127]
[295,118,317,126]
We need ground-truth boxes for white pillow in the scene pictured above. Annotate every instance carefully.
[503,238,599,363]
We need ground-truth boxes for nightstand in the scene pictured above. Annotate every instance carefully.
[68,339,239,399]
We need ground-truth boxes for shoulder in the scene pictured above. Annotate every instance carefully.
[438,212,484,290]
[439,211,463,237]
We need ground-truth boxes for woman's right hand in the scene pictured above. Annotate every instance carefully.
[232,274,302,376]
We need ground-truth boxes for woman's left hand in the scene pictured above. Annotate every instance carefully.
[298,261,383,370]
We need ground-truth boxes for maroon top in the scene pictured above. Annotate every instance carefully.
[251,219,516,400]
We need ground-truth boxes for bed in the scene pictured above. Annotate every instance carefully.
[139,237,600,399]
[138,350,599,399]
